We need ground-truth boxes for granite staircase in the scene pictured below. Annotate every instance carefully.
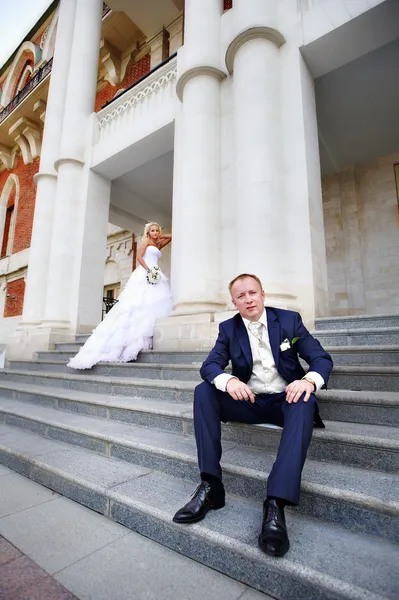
[0,314,398,600]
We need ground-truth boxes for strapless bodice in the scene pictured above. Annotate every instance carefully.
[144,245,161,268]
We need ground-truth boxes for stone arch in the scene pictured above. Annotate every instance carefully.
[1,42,42,107]
[41,7,59,62]
[0,174,20,257]
[15,64,33,94]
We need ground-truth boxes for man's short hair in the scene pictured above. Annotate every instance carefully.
[228,273,263,295]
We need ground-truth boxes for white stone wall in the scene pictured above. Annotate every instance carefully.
[105,228,134,292]
[299,0,386,45]
[323,152,399,315]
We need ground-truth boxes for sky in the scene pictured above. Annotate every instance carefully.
[0,0,52,67]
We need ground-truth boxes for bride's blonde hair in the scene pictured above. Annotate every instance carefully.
[143,222,161,238]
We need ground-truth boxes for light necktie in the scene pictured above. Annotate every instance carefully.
[248,321,265,345]
[248,321,270,366]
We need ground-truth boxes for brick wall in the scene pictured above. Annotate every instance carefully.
[0,154,39,255]
[95,54,151,112]
[4,278,25,317]
[224,0,233,10]
[6,186,15,209]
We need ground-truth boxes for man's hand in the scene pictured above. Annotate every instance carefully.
[226,377,255,403]
[285,379,314,404]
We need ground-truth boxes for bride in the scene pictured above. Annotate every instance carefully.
[67,222,173,370]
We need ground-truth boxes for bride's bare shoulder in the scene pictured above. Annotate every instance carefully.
[137,237,149,254]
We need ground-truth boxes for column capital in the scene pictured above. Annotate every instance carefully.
[176,66,226,102]
[54,157,85,170]
[225,26,285,74]
[33,171,57,184]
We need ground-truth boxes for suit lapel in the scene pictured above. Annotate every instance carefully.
[235,314,253,371]
[266,307,281,368]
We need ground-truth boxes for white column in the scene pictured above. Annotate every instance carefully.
[280,48,329,324]
[228,0,291,306]
[171,0,225,315]
[21,0,77,326]
[71,168,111,332]
[42,0,104,329]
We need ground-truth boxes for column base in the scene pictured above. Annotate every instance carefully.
[154,313,222,352]
[172,301,227,316]
[263,293,300,312]
[5,324,76,361]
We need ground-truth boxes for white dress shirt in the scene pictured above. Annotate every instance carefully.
[213,310,324,395]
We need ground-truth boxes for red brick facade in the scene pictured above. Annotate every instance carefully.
[1,187,16,258]
[4,278,25,317]
[0,154,39,255]
[95,54,151,112]
[224,0,233,10]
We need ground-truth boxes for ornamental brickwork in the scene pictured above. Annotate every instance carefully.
[95,54,151,112]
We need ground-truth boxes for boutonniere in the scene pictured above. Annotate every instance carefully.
[280,337,300,351]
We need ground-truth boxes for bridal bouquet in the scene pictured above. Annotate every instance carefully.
[146,266,161,285]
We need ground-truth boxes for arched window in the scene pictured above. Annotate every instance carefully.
[0,174,19,258]
[0,42,41,107]
[15,63,33,94]
[1,195,15,258]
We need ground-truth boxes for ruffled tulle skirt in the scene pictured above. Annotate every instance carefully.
[67,266,172,370]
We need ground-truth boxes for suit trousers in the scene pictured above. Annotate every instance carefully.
[193,381,317,505]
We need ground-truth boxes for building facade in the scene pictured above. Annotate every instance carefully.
[0,0,398,359]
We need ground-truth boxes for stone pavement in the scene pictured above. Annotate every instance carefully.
[0,467,273,600]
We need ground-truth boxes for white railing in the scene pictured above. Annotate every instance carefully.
[98,56,177,129]
[93,56,177,166]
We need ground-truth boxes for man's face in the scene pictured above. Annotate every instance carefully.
[230,277,265,321]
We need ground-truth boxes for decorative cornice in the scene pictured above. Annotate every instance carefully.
[176,66,226,102]
[225,27,286,74]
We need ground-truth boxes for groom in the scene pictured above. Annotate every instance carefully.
[173,273,333,557]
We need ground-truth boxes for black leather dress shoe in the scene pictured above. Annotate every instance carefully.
[173,481,225,524]
[258,498,289,557]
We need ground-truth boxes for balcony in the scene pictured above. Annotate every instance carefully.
[92,54,177,172]
[0,59,52,126]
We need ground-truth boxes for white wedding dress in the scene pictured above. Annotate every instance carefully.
[67,246,173,369]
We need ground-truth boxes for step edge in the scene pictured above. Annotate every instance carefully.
[0,443,392,600]
[1,401,398,449]
[0,369,197,390]
[0,410,399,504]
[1,380,399,409]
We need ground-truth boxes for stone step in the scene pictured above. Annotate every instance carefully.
[327,346,399,366]
[328,366,399,393]
[8,360,399,393]
[37,345,399,367]
[0,368,195,402]
[1,370,399,428]
[0,400,397,543]
[53,343,209,363]
[11,360,202,381]
[54,343,84,352]
[312,327,399,347]
[315,314,399,331]
[0,387,397,474]
[316,389,399,427]
[75,324,399,347]
[0,425,397,600]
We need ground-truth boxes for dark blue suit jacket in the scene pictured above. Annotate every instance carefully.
[200,307,333,426]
